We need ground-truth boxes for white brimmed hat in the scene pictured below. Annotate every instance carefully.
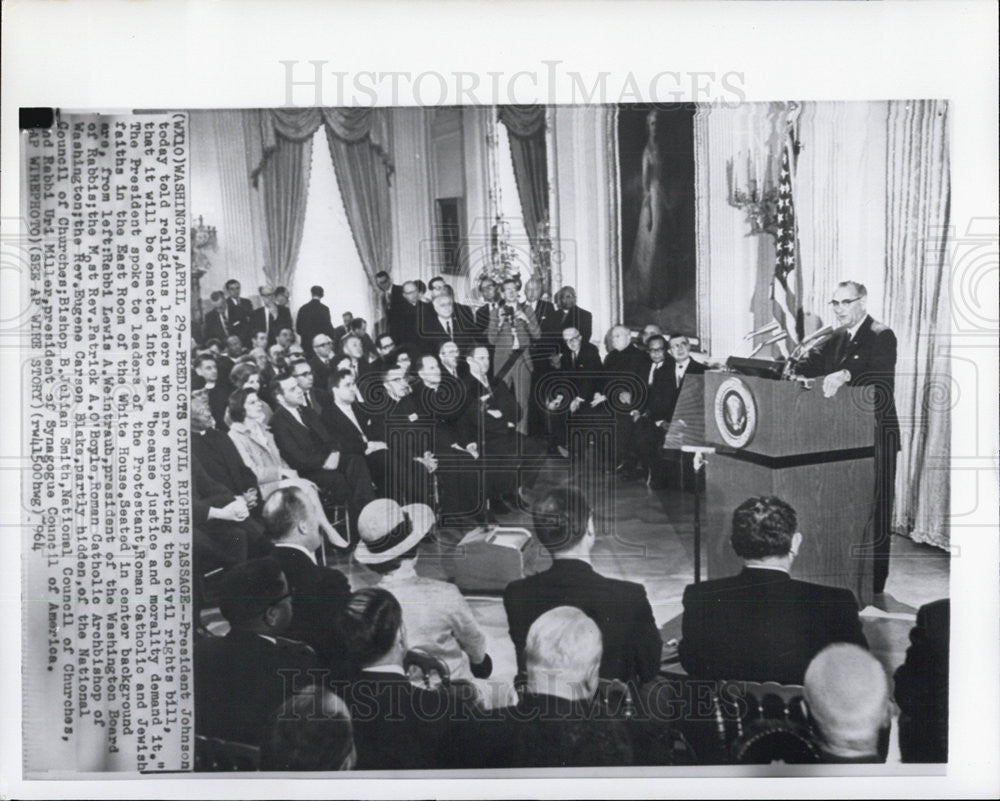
[354,499,435,565]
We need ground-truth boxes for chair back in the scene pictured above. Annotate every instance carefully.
[712,680,819,764]
[404,647,452,689]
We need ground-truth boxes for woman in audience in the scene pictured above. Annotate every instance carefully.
[354,498,505,708]
[227,362,272,425]
[227,387,348,547]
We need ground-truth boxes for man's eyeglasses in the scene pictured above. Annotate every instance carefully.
[649,346,666,353]
[829,297,861,308]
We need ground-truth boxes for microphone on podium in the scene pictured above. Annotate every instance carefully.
[743,320,782,341]
[748,330,788,358]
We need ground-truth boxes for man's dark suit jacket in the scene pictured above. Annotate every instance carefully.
[894,598,949,762]
[202,308,232,345]
[603,344,650,410]
[503,559,662,687]
[418,306,478,354]
[321,401,378,456]
[270,545,352,674]
[203,381,232,432]
[249,305,294,347]
[796,314,899,442]
[226,296,254,343]
[295,297,335,358]
[194,629,318,746]
[661,356,708,423]
[340,671,474,770]
[678,567,867,684]
[388,300,420,347]
[550,341,604,406]
[192,428,258,496]
[548,305,593,344]
[191,456,268,569]
[269,404,337,475]
[308,354,337,392]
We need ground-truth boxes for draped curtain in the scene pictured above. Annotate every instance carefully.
[883,100,951,548]
[245,108,394,301]
[498,105,549,282]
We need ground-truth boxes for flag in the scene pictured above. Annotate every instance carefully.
[771,125,804,351]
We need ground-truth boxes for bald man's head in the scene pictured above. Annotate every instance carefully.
[804,644,890,759]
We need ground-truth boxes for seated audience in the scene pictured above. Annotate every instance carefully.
[227,388,348,548]
[288,357,330,416]
[269,374,375,535]
[445,606,633,768]
[804,643,890,763]
[261,684,356,771]
[679,495,868,684]
[893,598,949,762]
[195,558,318,748]
[262,486,352,674]
[503,487,662,688]
[354,498,496,703]
[338,587,475,770]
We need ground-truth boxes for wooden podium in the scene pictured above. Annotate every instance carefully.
[699,372,876,608]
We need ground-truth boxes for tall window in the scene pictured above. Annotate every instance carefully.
[292,128,372,325]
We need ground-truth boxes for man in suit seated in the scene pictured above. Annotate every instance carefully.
[543,326,604,456]
[194,557,318,749]
[203,290,235,344]
[503,487,662,689]
[269,375,375,537]
[679,496,868,684]
[193,354,231,431]
[288,357,330,417]
[443,606,634,769]
[337,587,476,770]
[464,345,546,515]
[191,390,262,519]
[192,456,270,572]
[412,354,484,524]
[893,598,949,762]
[364,365,439,510]
[630,334,674,483]
[308,333,338,391]
[323,368,389,495]
[262,486,353,675]
[599,325,650,478]
[804,643,890,763]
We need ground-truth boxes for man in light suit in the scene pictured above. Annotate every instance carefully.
[503,487,662,689]
[795,281,900,595]
[679,496,868,685]
[488,278,540,436]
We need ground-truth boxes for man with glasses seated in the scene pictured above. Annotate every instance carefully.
[794,281,900,595]
[194,557,318,749]
[309,333,338,390]
[542,326,603,457]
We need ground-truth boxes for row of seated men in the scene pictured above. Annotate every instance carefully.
[196,485,949,768]
[198,272,705,482]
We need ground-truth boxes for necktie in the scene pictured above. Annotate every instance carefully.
[445,319,452,338]
[648,363,659,385]
[676,366,685,388]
